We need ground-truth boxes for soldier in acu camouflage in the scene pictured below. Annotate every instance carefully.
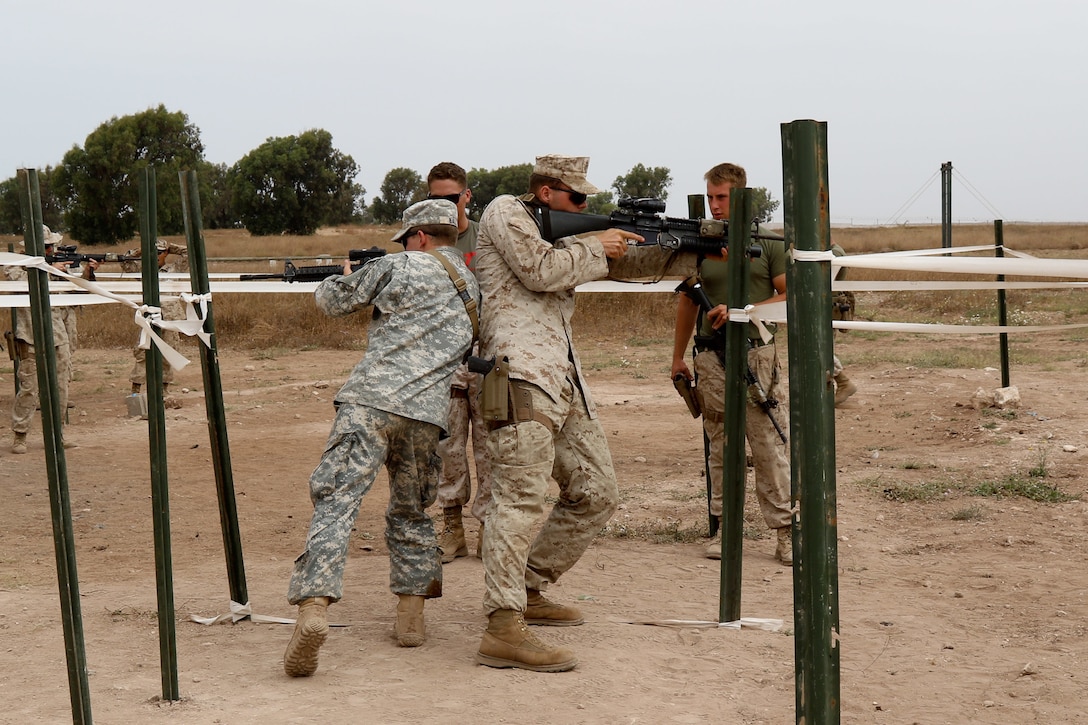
[283,199,479,677]
[425,162,492,563]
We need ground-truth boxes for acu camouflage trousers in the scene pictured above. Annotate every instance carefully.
[482,373,618,614]
[287,404,443,605]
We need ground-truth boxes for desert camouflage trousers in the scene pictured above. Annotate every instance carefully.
[287,404,443,604]
[12,343,71,435]
[694,344,792,529]
[482,372,619,614]
[436,373,492,522]
[129,298,183,385]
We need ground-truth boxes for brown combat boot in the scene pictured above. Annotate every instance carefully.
[394,594,425,647]
[705,516,722,560]
[775,526,794,566]
[437,506,468,563]
[283,596,330,677]
[477,609,578,672]
[524,588,583,626]
[11,432,27,455]
[834,373,858,407]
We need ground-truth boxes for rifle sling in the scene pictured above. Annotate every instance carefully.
[427,250,479,342]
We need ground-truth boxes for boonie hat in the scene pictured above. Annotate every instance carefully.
[532,155,602,195]
[390,199,458,243]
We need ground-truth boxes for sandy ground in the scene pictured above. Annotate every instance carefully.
[1,330,1086,724]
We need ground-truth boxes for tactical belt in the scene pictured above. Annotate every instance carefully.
[694,334,771,353]
[488,380,554,434]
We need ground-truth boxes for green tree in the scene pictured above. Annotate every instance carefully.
[585,192,616,216]
[52,105,204,244]
[751,187,781,223]
[193,161,238,230]
[368,167,424,224]
[0,167,64,235]
[466,163,533,220]
[612,163,672,202]
[228,129,361,235]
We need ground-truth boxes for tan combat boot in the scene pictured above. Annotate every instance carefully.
[477,609,578,672]
[11,432,27,455]
[163,383,183,410]
[524,588,583,626]
[437,506,468,563]
[475,520,485,558]
[394,594,425,647]
[705,516,722,560]
[834,373,858,407]
[283,596,330,677]
[775,526,793,566]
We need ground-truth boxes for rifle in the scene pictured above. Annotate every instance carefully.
[239,247,387,282]
[675,276,788,445]
[533,196,777,256]
[46,244,135,271]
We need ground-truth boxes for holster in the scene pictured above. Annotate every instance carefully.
[3,330,13,362]
[480,356,510,422]
[672,374,701,419]
[4,331,28,361]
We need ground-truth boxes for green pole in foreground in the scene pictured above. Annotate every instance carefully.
[180,169,250,608]
[995,221,1010,388]
[17,169,93,724]
[718,189,755,623]
[138,168,180,701]
[781,119,841,724]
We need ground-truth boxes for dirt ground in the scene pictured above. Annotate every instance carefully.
[1,329,1086,724]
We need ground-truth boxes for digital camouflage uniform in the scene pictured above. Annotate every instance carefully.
[287,245,478,604]
[475,194,700,615]
[4,264,76,436]
[122,244,189,387]
[436,219,493,523]
[692,239,792,531]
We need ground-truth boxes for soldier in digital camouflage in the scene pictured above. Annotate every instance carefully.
[283,199,479,677]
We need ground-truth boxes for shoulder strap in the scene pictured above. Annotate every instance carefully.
[427,249,479,341]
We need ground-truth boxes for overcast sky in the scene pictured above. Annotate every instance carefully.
[5,0,1086,224]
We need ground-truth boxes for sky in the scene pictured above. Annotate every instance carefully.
[5,0,1087,225]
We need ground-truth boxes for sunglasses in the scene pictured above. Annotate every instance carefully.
[549,186,587,205]
[427,191,464,205]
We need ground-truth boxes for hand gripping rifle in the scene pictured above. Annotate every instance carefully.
[239,247,387,283]
[533,196,777,255]
[674,276,788,444]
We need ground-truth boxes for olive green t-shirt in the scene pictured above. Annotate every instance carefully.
[697,237,787,340]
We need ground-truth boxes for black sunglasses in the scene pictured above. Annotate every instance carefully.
[427,192,464,204]
[549,186,587,205]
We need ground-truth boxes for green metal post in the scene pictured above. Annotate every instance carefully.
[17,169,93,724]
[995,221,1010,388]
[138,168,180,701]
[941,162,953,249]
[180,169,250,608]
[718,189,754,623]
[781,120,841,724]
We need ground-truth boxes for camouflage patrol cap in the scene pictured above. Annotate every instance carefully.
[533,155,602,195]
[19,225,63,249]
[390,199,458,243]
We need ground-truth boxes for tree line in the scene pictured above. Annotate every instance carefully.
[0,105,779,244]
